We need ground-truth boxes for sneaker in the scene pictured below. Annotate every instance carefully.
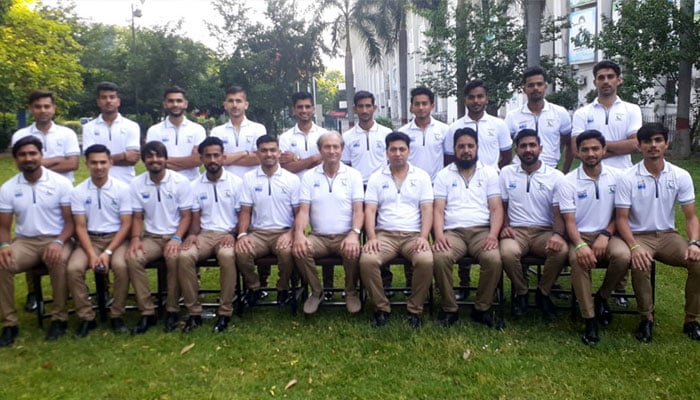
[303,293,323,315]
[614,290,629,307]
[345,294,361,314]
[24,293,38,313]
[581,318,600,345]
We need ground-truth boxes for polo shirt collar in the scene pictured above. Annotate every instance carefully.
[29,121,57,135]
[313,163,347,176]
[516,161,547,175]
[293,123,319,136]
[145,169,173,185]
[592,96,622,108]
[637,160,670,177]
[87,176,115,189]
[381,162,417,176]
[448,160,484,173]
[576,164,612,181]
[18,166,50,184]
[355,121,382,133]
[96,113,124,125]
[200,170,230,183]
[164,117,191,129]
[225,116,251,129]
[256,164,283,177]
[518,100,552,115]
[408,117,434,130]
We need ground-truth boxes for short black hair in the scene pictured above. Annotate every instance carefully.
[523,66,547,82]
[12,136,43,157]
[385,131,411,149]
[141,141,168,161]
[28,90,54,105]
[198,136,225,155]
[84,144,112,159]
[514,129,540,146]
[225,86,247,99]
[353,90,375,105]
[575,130,606,150]
[593,60,621,77]
[637,123,668,143]
[163,85,186,99]
[256,134,279,149]
[463,79,487,97]
[96,82,119,96]
[453,127,478,148]
[291,91,314,106]
[410,87,435,104]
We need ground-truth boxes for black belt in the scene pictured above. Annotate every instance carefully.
[88,231,116,237]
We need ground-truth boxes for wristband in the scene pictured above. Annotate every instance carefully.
[598,230,612,238]
[53,239,64,247]
[630,244,641,252]
[575,242,589,251]
[237,232,248,240]
[0,242,10,249]
[171,235,182,243]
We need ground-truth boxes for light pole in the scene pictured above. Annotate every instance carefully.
[130,1,145,115]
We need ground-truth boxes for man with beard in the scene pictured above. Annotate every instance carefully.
[360,132,434,328]
[292,131,364,315]
[279,91,326,177]
[615,123,700,343]
[399,87,450,180]
[557,130,630,345]
[236,135,300,307]
[178,137,246,333]
[82,82,141,184]
[445,80,512,169]
[432,128,504,328]
[210,86,266,178]
[0,137,74,347]
[146,86,206,181]
[66,144,133,336]
[499,129,568,319]
[126,141,193,334]
[342,90,393,184]
[505,67,573,173]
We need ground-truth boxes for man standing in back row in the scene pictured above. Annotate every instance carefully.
[279,91,325,177]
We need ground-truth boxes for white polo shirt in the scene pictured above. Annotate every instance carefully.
[434,162,500,230]
[572,97,642,170]
[82,113,141,183]
[210,117,266,178]
[130,169,193,235]
[615,161,695,232]
[12,122,81,182]
[0,167,72,237]
[556,165,621,233]
[365,163,434,232]
[300,163,364,235]
[279,123,325,178]
[445,113,512,169]
[240,165,300,230]
[71,176,132,234]
[191,170,243,233]
[500,163,564,227]
[341,121,391,183]
[146,117,206,181]
[505,101,572,168]
[399,117,450,180]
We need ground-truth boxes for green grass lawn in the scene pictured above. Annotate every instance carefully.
[1,155,699,399]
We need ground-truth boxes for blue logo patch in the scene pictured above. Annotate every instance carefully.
[508,182,517,190]
[85,198,92,205]
[161,137,169,143]
[637,181,646,190]
[381,183,389,190]
[352,142,360,148]
[141,193,150,199]
[254,186,263,192]
[577,191,588,199]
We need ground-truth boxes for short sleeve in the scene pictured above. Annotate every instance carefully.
[558,108,572,135]
[571,108,586,136]
[614,175,632,209]
[677,169,695,205]
[70,188,85,215]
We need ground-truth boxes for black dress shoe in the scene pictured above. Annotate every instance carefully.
[132,315,158,335]
[24,292,38,313]
[0,326,19,347]
[437,312,459,327]
[511,294,528,317]
[683,321,700,341]
[471,308,505,329]
[372,311,391,328]
[110,318,129,334]
[45,320,68,341]
[581,318,600,345]
[75,319,98,338]
[213,315,231,333]
[536,289,557,320]
[242,289,262,308]
[182,315,202,333]
[594,292,613,327]
[407,312,422,329]
[277,290,290,307]
[163,312,180,332]
[635,319,654,343]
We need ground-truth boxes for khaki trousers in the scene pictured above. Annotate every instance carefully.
[632,231,700,317]
[294,233,359,297]
[0,236,73,327]
[125,235,176,315]
[235,229,294,291]
[570,234,630,318]
[177,230,237,317]
[359,230,433,315]
[501,226,568,296]
[433,226,502,312]
[66,234,129,320]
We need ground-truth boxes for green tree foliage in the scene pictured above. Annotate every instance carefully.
[214,0,327,134]
[0,0,83,114]
[315,70,344,115]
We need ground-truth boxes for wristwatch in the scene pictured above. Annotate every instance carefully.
[351,228,361,235]
[103,249,113,256]
[689,240,700,249]
[598,230,612,238]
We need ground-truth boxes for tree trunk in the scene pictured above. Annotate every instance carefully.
[345,33,355,128]
[455,0,467,118]
[525,0,544,68]
[673,0,693,158]
[399,16,409,124]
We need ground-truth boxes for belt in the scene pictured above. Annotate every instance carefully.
[88,231,116,237]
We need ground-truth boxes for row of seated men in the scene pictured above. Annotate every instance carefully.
[1,121,699,350]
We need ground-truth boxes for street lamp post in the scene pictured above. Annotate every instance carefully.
[131,1,145,115]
